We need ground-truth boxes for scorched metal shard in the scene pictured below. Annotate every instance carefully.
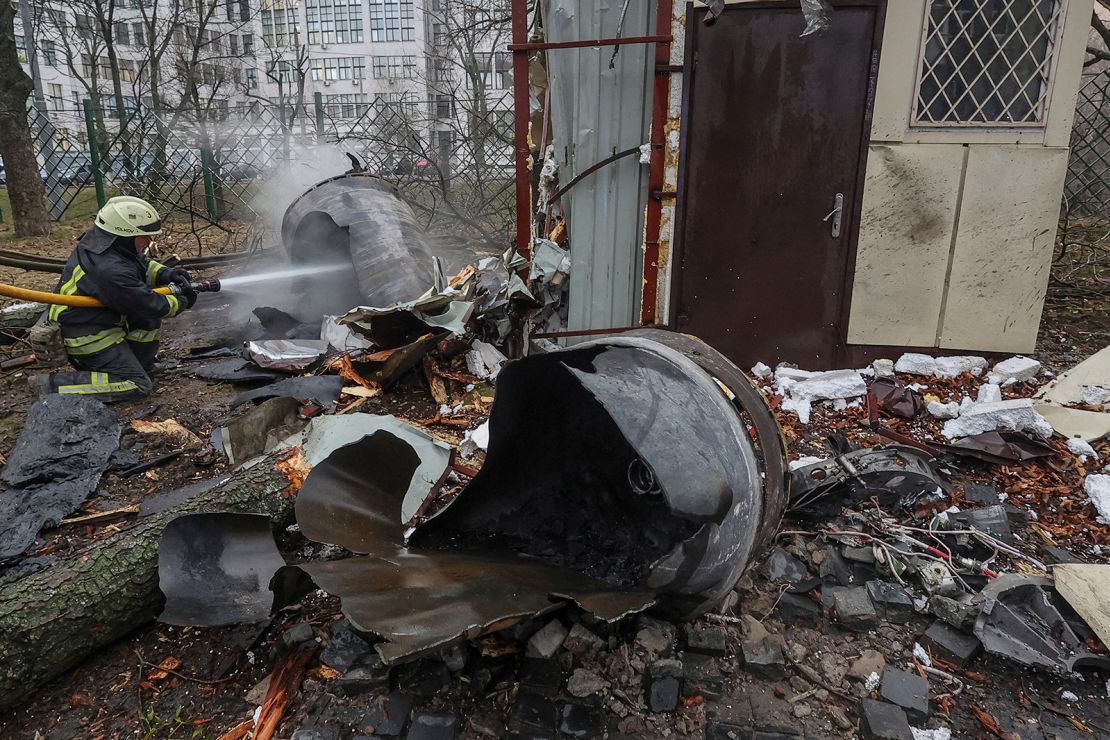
[157,332,787,662]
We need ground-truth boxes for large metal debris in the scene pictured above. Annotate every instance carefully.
[973,574,1110,674]
[788,445,943,518]
[158,513,287,626]
[0,395,121,562]
[158,332,787,661]
[281,174,437,315]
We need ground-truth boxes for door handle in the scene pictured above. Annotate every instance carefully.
[822,192,844,238]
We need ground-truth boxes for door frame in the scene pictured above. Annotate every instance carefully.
[668,0,888,368]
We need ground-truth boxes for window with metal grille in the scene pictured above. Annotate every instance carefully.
[372,55,415,78]
[914,0,1064,126]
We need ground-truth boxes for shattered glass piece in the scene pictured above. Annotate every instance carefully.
[193,358,286,384]
[973,574,1110,674]
[158,512,287,626]
[0,395,121,561]
[245,339,330,372]
[231,376,344,409]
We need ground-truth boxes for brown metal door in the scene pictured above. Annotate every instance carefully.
[672,2,880,369]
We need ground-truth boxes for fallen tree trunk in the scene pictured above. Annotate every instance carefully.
[0,454,298,711]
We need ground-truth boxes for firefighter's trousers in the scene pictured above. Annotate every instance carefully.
[49,319,161,403]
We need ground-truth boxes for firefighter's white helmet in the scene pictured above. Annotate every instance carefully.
[94,196,163,237]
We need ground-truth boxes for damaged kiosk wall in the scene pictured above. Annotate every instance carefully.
[158,331,788,662]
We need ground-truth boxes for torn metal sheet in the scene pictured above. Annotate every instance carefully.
[973,574,1110,674]
[789,445,943,518]
[274,548,655,665]
[938,431,1055,465]
[413,332,787,618]
[216,397,306,465]
[193,359,286,384]
[0,395,121,561]
[295,414,451,521]
[1033,345,1110,441]
[158,513,286,626]
[231,375,344,409]
[253,307,321,340]
[322,315,374,353]
[1052,564,1110,649]
[872,377,924,419]
[245,339,330,372]
[282,174,437,310]
[342,299,475,347]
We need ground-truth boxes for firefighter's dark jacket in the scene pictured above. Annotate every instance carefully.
[49,226,182,332]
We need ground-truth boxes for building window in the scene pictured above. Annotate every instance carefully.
[914,0,1064,126]
[261,1,300,47]
[267,59,297,85]
[47,83,64,110]
[114,22,131,46]
[369,0,415,42]
[132,22,145,46]
[75,15,96,40]
[246,67,258,88]
[311,56,366,80]
[15,33,27,64]
[435,93,452,118]
[476,51,511,90]
[120,59,135,82]
[243,34,254,54]
[325,93,368,118]
[372,55,415,79]
[374,92,416,115]
[306,0,364,44]
[42,40,57,66]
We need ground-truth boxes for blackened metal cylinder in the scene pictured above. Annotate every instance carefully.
[281,173,435,310]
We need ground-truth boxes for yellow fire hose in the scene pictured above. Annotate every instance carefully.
[0,278,221,308]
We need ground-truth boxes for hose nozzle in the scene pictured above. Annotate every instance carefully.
[191,278,221,293]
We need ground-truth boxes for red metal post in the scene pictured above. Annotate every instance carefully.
[640,0,675,326]
[510,0,532,261]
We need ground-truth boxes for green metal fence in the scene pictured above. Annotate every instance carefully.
[23,93,516,243]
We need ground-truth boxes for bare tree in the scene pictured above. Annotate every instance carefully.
[1087,0,1110,67]
[0,1,50,235]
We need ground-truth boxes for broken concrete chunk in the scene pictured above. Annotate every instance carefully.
[848,649,886,682]
[921,622,981,667]
[976,383,1003,404]
[880,668,930,723]
[526,619,568,659]
[1067,437,1099,459]
[1084,474,1110,522]
[750,361,773,379]
[741,636,786,680]
[563,623,605,654]
[988,356,1041,384]
[895,353,938,377]
[933,356,987,378]
[566,668,609,698]
[926,401,959,420]
[1081,384,1110,406]
[941,398,1054,440]
[645,659,684,713]
[791,369,867,402]
[682,624,728,657]
[861,699,914,740]
[763,546,809,584]
[866,580,915,624]
[775,593,821,627]
[927,595,980,632]
[873,359,895,378]
[832,587,879,630]
[320,627,375,674]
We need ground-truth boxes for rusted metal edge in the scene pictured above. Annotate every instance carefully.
[510,0,532,261]
[640,0,675,325]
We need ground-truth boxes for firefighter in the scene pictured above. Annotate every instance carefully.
[32,196,196,402]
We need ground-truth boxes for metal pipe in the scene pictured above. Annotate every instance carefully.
[640,0,675,326]
[510,0,532,261]
[508,34,671,52]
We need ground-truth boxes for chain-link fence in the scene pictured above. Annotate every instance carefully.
[1064,69,1110,216]
[20,93,515,244]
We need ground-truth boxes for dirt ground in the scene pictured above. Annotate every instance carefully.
[0,218,1105,739]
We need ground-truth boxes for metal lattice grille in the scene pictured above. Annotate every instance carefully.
[913,0,1064,126]
[1064,70,1110,216]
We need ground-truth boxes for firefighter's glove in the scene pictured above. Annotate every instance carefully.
[165,267,193,289]
[181,288,198,310]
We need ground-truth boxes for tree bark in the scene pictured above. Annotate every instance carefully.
[0,456,298,711]
[0,3,50,237]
